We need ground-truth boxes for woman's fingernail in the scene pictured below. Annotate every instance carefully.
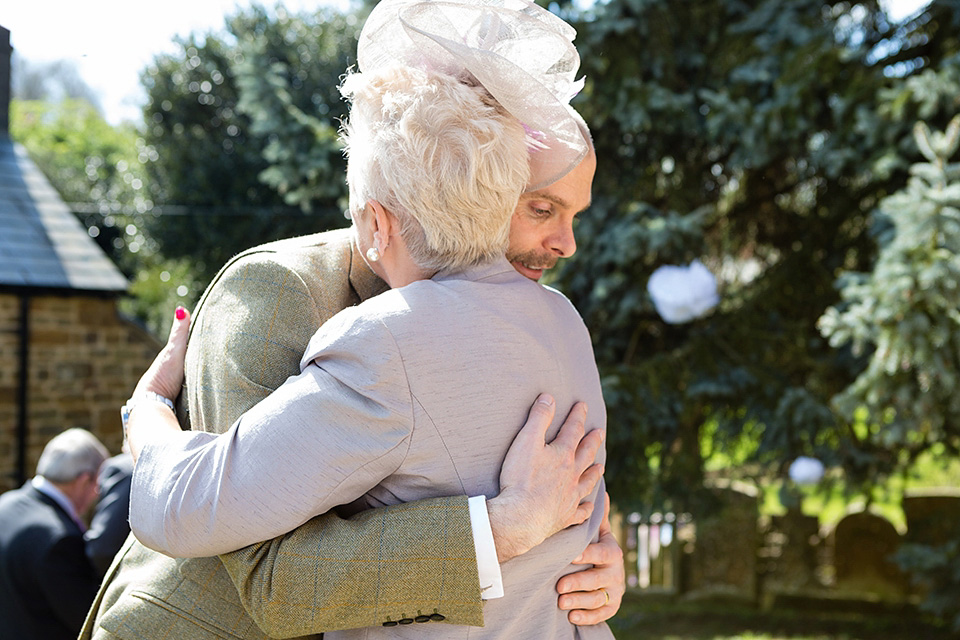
[175,307,186,320]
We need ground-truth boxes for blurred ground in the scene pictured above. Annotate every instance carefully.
[609,592,954,639]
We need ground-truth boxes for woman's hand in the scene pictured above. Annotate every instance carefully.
[126,307,191,461]
[134,306,191,400]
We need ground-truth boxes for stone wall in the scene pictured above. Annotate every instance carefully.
[0,292,161,492]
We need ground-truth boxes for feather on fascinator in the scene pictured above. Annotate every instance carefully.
[358,0,588,191]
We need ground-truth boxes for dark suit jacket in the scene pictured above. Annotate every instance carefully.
[0,481,101,639]
[85,453,134,577]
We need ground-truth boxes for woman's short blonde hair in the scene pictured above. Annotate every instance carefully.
[340,65,530,272]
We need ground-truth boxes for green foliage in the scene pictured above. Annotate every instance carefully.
[553,0,960,512]
[894,540,960,631]
[230,6,360,209]
[10,99,150,273]
[820,115,960,468]
[119,257,205,337]
[138,4,355,283]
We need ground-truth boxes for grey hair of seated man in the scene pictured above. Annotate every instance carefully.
[340,65,530,272]
[36,428,109,483]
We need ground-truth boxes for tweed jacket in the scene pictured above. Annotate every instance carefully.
[130,258,613,639]
[0,482,100,639]
[81,229,482,640]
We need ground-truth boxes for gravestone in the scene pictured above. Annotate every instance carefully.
[683,482,758,601]
[902,489,960,547]
[901,489,960,598]
[760,510,822,594]
[831,510,908,600]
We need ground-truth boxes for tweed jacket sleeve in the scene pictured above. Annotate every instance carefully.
[182,240,482,633]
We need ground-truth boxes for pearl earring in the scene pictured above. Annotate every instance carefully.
[366,247,381,262]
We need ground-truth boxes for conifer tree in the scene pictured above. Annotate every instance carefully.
[819,115,960,470]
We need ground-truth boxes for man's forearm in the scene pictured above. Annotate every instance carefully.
[220,497,484,636]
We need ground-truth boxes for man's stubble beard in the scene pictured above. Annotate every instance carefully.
[505,249,559,273]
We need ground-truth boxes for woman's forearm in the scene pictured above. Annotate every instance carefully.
[128,364,411,558]
[127,401,184,462]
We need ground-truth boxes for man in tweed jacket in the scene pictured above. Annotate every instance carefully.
[81,4,624,633]
[82,223,621,639]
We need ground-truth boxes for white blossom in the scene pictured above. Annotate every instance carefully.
[789,456,825,484]
[646,260,720,324]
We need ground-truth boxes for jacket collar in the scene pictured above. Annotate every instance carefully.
[434,256,522,283]
[31,476,86,531]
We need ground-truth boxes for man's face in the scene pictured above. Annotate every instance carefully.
[506,150,596,281]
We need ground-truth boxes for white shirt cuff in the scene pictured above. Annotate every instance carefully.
[468,495,503,599]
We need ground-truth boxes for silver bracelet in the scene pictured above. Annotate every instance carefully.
[120,391,176,437]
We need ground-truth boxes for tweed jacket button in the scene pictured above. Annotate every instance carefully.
[382,620,398,627]
[430,613,446,621]
[399,618,414,625]
[415,615,431,623]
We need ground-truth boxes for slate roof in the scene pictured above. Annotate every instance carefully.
[0,136,128,292]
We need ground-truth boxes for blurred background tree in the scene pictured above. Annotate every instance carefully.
[820,115,960,470]
[556,0,960,514]
[137,4,363,285]
[821,114,960,629]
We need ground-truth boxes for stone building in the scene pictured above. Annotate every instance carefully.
[0,25,160,492]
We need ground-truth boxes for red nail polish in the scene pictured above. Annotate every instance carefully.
[175,307,186,320]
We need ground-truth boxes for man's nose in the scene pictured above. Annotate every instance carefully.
[548,223,577,258]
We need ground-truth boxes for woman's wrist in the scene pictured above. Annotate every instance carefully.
[121,392,175,438]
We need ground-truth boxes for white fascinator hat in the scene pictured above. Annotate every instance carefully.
[358,0,588,191]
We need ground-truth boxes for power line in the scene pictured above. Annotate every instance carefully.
[65,202,346,218]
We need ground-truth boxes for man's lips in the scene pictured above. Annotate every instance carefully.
[511,260,546,281]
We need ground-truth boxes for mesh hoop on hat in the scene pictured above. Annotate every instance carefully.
[358,0,588,190]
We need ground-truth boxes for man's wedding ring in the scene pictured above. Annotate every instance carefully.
[601,588,609,605]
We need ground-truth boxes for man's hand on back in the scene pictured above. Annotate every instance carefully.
[486,394,603,563]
